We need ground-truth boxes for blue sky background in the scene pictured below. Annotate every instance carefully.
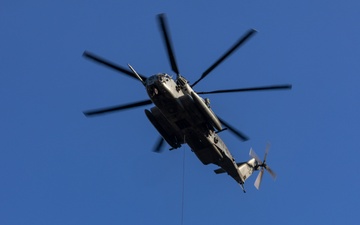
[1,1,360,224]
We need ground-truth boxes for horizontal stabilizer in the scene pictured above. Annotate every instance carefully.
[214,168,226,174]
[214,162,246,174]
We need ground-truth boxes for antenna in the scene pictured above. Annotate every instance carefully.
[128,64,145,85]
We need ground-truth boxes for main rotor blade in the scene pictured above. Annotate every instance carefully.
[192,29,257,87]
[197,84,292,95]
[83,51,148,81]
[153,137,165,153]
[157,14,180,76]
[217,117,249,141]
[84,99,153,117]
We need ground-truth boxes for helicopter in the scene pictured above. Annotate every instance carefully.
[83,14,291,192]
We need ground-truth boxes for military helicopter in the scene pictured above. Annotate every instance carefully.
[83,14,291,192]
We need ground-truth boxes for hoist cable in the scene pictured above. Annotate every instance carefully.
[180,143,186,225]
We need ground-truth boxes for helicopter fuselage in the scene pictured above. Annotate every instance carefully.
[144,73,245,184]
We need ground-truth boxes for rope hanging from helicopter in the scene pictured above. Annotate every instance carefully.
[181,144,185,225]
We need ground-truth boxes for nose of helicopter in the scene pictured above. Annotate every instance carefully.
[145,73,175,97]
[145,73,168,85]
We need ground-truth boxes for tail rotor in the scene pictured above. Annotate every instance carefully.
[249,144,277,190]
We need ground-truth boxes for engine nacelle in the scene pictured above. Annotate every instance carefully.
[191,92,222,131]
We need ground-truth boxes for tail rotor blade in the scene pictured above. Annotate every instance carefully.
[251,145,276,189]
[264,143,271,162]
[265,165,277,180]
[249,148,262,164]
[254,168,264,190]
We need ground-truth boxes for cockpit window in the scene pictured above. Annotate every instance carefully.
[157,73,171,82]
[157,74,165,82]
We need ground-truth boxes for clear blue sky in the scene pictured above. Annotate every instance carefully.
[1,1,359,224]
